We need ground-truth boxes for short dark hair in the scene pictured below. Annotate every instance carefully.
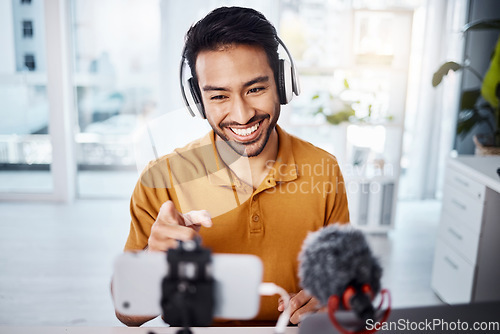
[184,6,280,86]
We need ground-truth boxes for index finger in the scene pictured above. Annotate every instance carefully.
[157,201,186,226]
[289,290,311,312]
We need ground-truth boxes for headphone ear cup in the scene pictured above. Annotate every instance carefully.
[187,78,206,119]
[278,59,293,105]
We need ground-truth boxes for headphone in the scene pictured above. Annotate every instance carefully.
[179,36,301,119]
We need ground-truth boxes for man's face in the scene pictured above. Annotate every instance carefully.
[195,44,280,157]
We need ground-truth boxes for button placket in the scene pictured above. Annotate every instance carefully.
[250,192,263,234]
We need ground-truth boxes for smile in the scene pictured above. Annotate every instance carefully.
[230,121,261,137]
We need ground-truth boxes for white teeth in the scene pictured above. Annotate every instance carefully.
[231,122,260,137]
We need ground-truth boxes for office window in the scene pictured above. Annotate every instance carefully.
[70,0,162,197]
[22,20,33,38]
[1,1,51,197]
[24,54,36,71]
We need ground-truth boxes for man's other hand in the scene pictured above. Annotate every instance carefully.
[278,290,323,324]
[147,200,212,252]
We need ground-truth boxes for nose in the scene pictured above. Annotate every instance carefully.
[230,95,255,125]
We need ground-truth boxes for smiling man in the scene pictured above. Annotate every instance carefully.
[119,6,349,327]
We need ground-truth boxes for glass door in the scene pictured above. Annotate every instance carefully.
[70,0,162,198]
[0,0,53,195]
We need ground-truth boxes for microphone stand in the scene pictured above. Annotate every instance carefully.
[160,239,214,334]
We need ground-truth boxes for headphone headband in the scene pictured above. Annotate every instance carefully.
[275,36,301,96]
[180,44,198,117]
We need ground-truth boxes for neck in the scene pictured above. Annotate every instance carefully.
[216,128,279,189]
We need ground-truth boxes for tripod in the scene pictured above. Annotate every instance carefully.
[160,239,214,334]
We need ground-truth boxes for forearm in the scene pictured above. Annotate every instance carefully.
[111,279,158,326]
[115,311,157,327]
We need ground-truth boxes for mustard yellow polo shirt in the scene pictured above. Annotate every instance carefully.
[125,125,349,324]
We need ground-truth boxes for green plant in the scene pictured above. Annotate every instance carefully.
[312,79,393,125]
[432,19,500,147]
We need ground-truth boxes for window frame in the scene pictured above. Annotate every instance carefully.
[0,0,76,202]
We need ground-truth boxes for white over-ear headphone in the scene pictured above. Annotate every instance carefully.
[180,36,301,119]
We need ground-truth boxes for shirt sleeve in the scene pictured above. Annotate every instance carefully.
[124,160,172,251]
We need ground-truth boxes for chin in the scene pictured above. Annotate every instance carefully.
[231,124,274,157]
[224,139,264,158]
[243,140,267,157]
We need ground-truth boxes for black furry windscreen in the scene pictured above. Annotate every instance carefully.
[298,224,382,306]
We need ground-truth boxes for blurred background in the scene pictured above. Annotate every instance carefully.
[0,0,499,327]
[0,0,487,201]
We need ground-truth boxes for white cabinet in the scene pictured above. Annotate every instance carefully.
[431,155,500,304]
[432,240,475,304]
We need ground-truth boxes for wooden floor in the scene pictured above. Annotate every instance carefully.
[0,199,443,326]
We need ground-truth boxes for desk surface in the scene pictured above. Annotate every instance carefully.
[0,327,299,334]
[450,155,500,193]
[300,301,500,334]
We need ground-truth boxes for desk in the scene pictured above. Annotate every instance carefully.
[299,301,500,334]
[0,327,299,334]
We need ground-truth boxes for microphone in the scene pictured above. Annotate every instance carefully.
[298,225,390,333]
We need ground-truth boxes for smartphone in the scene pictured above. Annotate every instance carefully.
[112,251,263,320]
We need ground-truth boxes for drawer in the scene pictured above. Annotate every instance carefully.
[431,239,475,304]
[438,212,480,265]
[442,184,484,233]
[445,167,485,202]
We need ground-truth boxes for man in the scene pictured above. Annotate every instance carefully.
[118,6,349,327]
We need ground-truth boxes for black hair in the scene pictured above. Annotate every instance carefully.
[184,6,280,87]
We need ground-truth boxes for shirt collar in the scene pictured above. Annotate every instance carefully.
[270,125,298,183]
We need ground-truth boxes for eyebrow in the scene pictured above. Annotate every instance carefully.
[202,75,270,92]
